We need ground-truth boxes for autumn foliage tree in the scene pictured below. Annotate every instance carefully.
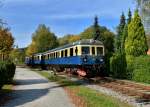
[10,48,26,64]
[58,34,80,46]
[0,27,14,60]
[26,24,58,56]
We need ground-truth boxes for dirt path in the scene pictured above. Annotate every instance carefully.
[3,67,75,107]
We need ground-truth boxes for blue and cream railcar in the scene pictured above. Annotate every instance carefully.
[42,39,104,65]
[43,39,105,76]
[25,39,105,77]
[25,53,43,65]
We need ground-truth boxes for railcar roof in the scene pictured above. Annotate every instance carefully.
[42,39,103,55]
[33,39,103,56]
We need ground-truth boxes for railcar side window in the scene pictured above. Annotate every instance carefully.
[50,54,52,59]
[92,47,95,55]
[97,47,103,56]
[82,46,90,55]
[52,53,54,58]
[55,52,57,58]
[61,51,64,57]
[48,54,49,59]
[70,48,73,56]
[54,52,56,58]
[65,50,67,57]
[56,52,59,58]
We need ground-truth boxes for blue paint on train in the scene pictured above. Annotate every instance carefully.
[44,56,81,65]
[28,55,104,65]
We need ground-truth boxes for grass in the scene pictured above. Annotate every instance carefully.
[35,70,133,107]
[77,87,131,107]
[2,85,13,92]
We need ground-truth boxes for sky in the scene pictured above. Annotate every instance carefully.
[0,0,136,48]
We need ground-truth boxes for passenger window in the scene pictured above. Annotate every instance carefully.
[61,51,64,57]
[52,53,54,58]
[56,52,57,58]
[65,50,67,57]
[50,54,51,59]
[54,52,56,58]
[92,47,95,55]
[97,47,103,56]
[58,52,60,57]
[82,46,90,55]
[70,48,73,56]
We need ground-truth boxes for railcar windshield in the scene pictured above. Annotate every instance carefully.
[97,47,103,56]
[92,47,95,55]
[82,46,90,55]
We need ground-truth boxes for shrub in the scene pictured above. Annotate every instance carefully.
[126,55,135,79]
[110,51,127,79]
[0,61,16,89]
[131,56,150,84]
[104,52,113,76]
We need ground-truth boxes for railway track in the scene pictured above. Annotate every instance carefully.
[88,77,150,102]
[58,72,150,106]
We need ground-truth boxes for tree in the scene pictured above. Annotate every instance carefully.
[125,10,148,56]
[93,16,101,40]
[10,48,26,64]
[147,35,150,48]
[0,27,14,60]
[115,13,126,51]
[80,17,115,54]
[121,9,132,50]
[127,9,132,24]
[26,24,58,55]
[26,41,37,56]
[58,34,80,46]
[110,51,127,78]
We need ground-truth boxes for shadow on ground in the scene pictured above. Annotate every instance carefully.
[3,79,50,107]
[15,79,48,85]
[3,88,49,107]
[3,78,80,107]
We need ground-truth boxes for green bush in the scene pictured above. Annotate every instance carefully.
[110,51,127,79]
[0,61,16,89]
[131,56,150,84]
[126,55,135,79]
[104,52,113,76]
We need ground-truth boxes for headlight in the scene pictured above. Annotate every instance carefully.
[82,55,88,62]
[100,59,103,62]
[83,58,87,62]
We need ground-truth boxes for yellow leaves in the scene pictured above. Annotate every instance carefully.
[68,35,80,43]
[58,35,80,46]
[0,27,14,53]
[26,42,37,56]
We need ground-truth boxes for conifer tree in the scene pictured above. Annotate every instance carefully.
[121,9,132,50]
[116,13,126,50]
[93,16,101,40]
[127,9,132,24]
[125,10,148,56]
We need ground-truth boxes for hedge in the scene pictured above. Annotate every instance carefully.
[0,61,16,89]
[110,54,150,84]
[110,51,127,79]
[127,55,150,84]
